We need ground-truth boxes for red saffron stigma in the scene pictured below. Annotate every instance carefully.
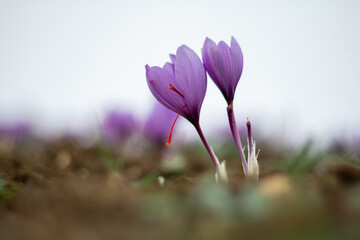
[167,105,187,146]
[169,84,185,98]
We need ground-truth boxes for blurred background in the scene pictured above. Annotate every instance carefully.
[2,2,360,239]
[0,0,359,148]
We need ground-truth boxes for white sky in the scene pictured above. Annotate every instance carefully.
[0,0,359,146]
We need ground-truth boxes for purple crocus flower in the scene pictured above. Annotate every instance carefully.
[202,36,243,105]
[146,45,206,127]
[146,45,226,181]
[202,37,249,175]
[144,102,178,144]
[101,110,136,146]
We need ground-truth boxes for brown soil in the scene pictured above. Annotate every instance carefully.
[1,139,360,240]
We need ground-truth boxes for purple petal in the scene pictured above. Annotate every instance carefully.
[202,38,229,97]
[174,45,207,121]
[202,37,218,80]
[145,65,185,113]
[169,54,176,63]
[218,41,235,97]
[230,36,244,87]
[145,64,151,77]
[163,62,175,76]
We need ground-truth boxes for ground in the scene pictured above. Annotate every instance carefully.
[1,137,360,240]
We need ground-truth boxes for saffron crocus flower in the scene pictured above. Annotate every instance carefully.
[202,37,249,176]
[146,45,227,182]
[101,110,136,146]
[202,37,243,106]
[144,102,178,144]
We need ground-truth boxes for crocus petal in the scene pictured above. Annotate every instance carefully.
[163,62,175,76]
[146,65,184,113]
[203,38,229,100]
[202,37,219,84]
[169,54,176,63]
[174,45,207,122]
[230,36,244,86]
[218,41,235,100]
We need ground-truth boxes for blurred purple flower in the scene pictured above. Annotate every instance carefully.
[216,123,247,141]
[144,102,178,144]
[0,122,31,140]
[101,110,136,146]
[0,125,7,136]
[202,36,243,105]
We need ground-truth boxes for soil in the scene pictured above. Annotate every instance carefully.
[1,137,360,240]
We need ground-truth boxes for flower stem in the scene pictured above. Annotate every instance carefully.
[194,123,220,170]
[227,103,248,174]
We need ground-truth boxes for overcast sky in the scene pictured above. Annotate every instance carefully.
[0,0,359,146]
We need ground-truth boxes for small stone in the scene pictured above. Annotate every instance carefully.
[55,151,71,170]
[77,167,90,179]
[259,174,292,199]
[157,176,165,187]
